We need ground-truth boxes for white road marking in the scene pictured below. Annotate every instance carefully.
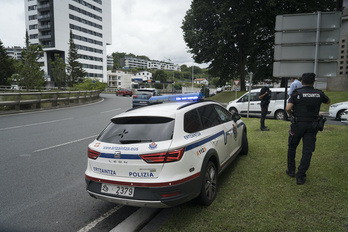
[100,108,121,114]
[0,118,73,131]
[77,205,123,232]
[33,135,98,153]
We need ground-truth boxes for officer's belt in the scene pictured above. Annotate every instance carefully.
[295,117,319,122]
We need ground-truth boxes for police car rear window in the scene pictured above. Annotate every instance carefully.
[97,117,174,144]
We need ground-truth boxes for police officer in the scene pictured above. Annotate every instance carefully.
[259,80,272,131]
[285,73,330,185]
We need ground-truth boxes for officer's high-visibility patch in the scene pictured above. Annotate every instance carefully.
[303,93,320,98]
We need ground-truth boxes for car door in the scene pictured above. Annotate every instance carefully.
[213,105,239,164]
[237,92,261,116]
[196,105,230,164]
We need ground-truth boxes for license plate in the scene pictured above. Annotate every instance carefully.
[101,183,134,197]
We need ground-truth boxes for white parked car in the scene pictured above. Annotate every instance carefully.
[226,88,287,120]
[329,101,348,120]
[340,109,348,125]
[85,93,248,208]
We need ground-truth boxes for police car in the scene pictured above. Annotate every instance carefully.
[85,93,248,208]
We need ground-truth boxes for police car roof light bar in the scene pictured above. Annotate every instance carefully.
[149,92,204,103]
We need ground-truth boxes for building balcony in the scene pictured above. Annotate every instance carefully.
[39,34,51,40]
[38,24,51,30]
[37,4,50,11]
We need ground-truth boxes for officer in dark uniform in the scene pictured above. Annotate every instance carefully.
[285,73,330,185]
[259,80,272,131]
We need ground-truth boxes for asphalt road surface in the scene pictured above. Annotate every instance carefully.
[0,94,151,232]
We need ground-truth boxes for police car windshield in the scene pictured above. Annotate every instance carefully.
[97,117,174,144]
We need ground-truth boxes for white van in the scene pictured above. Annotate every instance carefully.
[226,88,287,120]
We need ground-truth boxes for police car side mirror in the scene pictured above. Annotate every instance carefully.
[232,112,241,122]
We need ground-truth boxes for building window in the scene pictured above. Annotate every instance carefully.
[30,34,38,39]
[29,15,37,20]
[29,24,38,30]
[28,5,37,11]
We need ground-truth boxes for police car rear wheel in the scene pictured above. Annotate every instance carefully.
[240,130,248,155]
[197,161,217,206]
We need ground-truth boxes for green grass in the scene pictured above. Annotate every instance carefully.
[159,118,348,232]
[208,91,348,112]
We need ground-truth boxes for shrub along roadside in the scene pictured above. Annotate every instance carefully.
[159,118,348,232]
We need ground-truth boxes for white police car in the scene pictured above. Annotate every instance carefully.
[85,93,248,208]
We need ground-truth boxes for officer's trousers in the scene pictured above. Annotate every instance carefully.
[287,122,318,178]
[260,102,269,128]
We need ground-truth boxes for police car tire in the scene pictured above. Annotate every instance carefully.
[197,161,217,206]
[240,130,248,155]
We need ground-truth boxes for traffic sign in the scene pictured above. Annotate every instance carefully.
[233,80,240,86]
[273,12,341,79]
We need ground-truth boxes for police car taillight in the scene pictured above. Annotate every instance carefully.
[88,148,100,160]
[140,147,185,163]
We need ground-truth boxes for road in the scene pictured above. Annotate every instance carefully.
[0,94,152,232]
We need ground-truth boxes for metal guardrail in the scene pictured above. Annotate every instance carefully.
[0,90,100,110]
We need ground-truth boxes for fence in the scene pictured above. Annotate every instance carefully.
[0,90,100,111]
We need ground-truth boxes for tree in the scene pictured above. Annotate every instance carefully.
[9,31,45,90]
[153,70,168,82]
[66,30,86,87]
[182,0,336,90]
[0,40,16,85]
[49,53,66,89]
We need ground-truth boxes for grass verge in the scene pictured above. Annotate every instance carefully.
[159,118,348,232]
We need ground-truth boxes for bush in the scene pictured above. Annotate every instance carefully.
[70,78,107,92]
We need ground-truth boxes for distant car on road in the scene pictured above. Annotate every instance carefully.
[85,93,248,208]
[116,89,133,97]
[329,101,348,120]
[132,88,159,108]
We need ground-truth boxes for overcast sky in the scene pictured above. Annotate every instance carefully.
[0,0,206,67]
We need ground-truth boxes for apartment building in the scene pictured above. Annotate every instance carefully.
[147,60,181,71]
[120,56,148,69]
[107,70,133,89]
[24,0,111,86]
[5,46,23,60]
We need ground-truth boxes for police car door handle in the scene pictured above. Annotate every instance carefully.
[212,138,219,144]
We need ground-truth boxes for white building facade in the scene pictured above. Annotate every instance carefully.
[5,46,23,60]
[107,70,134,89]
[24,0,112,86]
[136,71,152,81]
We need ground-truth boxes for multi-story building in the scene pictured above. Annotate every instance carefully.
[120,56,148,69]
[119,56,181,71]
[147,60,181,71]
[24,0,111,86]
[107,55,113,69]
[5,46,23,60]
[107,70,134,89]
[136,71,152,81]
